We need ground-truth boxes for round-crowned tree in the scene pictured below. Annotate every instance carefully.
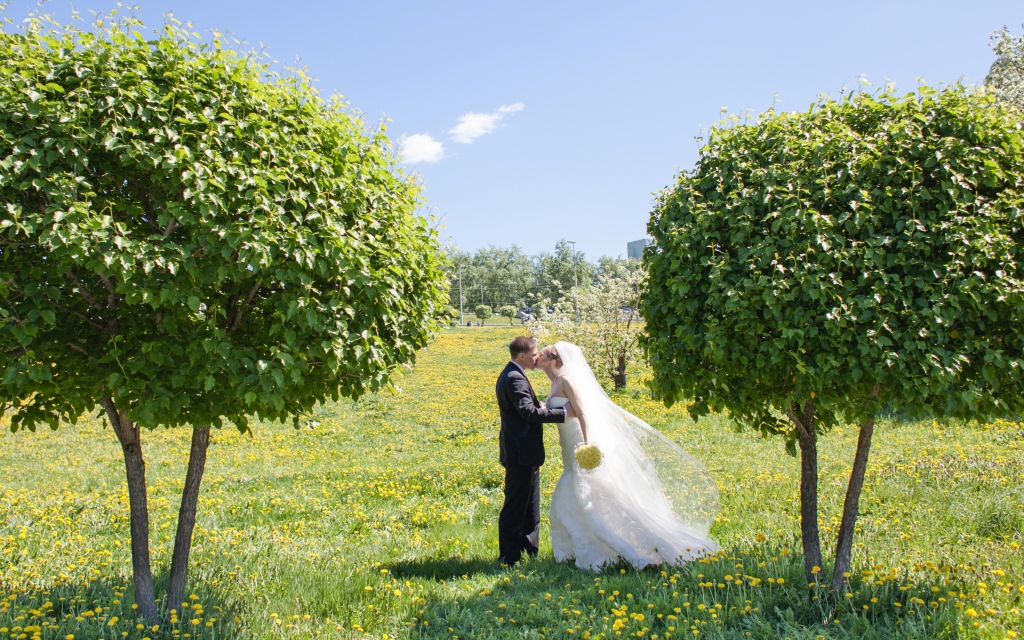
[642,85,1024,590]
[0,14,447,621]
[498,304,518,325]
[475,304,492,322]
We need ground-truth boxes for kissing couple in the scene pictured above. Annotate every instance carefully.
[495,336,720,571]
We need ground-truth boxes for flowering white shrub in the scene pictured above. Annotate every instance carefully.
[529,262,645,388]
[986,25,1024,111]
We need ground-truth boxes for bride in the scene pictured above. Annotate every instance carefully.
[536,341,720,571]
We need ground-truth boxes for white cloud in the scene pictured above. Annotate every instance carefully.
[497,103,525,114]
[400,133,444,164]
[448,102,524,144]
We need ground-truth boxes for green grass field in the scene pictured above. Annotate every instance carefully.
[455,316,526,326]
[1,328,1021,639]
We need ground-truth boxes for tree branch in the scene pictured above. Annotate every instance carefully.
[8,277,101,332]
[96,274,120,316]
[65,271,101,309]
[602,340,615,374]
[0,302,25,327]
[66,342,91,356]
[229,282,261,332]
[162,218,178,238]
[55,302,107,333]
[98,274,116,296]
[219,281,244,331]
[786,402,812,441]
[132,181,160,233]
[18,274,111,336]
[0,281,36,327]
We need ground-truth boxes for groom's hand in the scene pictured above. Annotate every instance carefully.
[565,404,577,419]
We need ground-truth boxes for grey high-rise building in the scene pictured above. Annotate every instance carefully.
[627,238,650,260]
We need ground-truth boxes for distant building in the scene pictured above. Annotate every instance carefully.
[627,238,650,260]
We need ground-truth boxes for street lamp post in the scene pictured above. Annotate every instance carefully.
[568,240,579,321]
[458,266,464,325]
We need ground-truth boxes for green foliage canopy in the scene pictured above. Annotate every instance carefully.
[535,239,594,302]
[474,305,492,321]
[442,239,606,310]
[643,86,1024,435]
[497,304,518,324]
[0,15,448,432]
[439,305,459,326]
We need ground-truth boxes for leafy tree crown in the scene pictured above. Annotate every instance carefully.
[0,14,448,432]
[642,86,1024,434]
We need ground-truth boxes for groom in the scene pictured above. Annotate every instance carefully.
[495,336,572,566]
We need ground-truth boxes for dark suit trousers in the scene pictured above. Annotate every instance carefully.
[498,463,541,565]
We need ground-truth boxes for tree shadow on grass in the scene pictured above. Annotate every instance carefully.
[388,555,506,582]
[0,574,241,640]
[403,543,966,640]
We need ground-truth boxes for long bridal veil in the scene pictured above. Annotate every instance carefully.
[555,341,719,538]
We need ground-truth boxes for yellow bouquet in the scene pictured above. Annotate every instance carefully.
[574,443,603,471]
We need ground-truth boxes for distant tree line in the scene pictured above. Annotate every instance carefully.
[444,239,638,310]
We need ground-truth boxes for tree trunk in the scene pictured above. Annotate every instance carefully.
[830,384,882,592]
[100,397,158,623]
[787,400,823,587]
[612,354,627,388]
[165,426,211,613]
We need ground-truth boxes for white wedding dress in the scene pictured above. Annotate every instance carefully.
[546,342,720,572]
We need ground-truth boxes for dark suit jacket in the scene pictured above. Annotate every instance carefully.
[496,361,566,467]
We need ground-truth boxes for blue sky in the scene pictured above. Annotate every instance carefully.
[6,1,1022,258]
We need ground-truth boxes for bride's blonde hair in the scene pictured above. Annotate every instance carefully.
[542,344,563,368]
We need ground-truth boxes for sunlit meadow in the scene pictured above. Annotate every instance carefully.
[1,328,1021,639]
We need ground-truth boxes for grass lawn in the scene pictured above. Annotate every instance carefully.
[1,327,1021,639]
[456,316,526,326]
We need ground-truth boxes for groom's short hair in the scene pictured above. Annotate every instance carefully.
[509,336,537,359]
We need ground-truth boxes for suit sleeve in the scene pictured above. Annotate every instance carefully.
[509,372,566,425]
